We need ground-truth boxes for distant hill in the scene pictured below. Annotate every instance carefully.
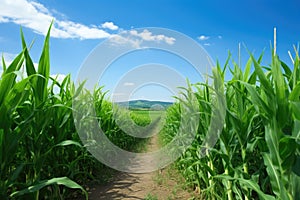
[115,100,173,110]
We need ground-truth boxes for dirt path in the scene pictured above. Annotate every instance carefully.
[82,120,194,200]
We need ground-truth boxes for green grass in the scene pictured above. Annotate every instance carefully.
[144,193,158,200]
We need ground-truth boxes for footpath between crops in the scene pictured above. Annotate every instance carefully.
[78,121,195,200]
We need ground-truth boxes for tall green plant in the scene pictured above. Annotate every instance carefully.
[0,24,150,199]
[161,48,300,199]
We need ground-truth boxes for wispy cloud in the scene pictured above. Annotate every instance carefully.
[0,0,117,40]
[123,82,135,86]
[110,29,176,48]
[109,35,141,48]
[203,43,211,46]
[198,35,210,41]
[0,16,9,23]
[101,22,118,30]
[130,30,175,45]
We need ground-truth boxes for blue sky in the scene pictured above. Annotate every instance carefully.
[0,0,299,102]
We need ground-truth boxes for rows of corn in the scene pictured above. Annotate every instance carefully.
[160,49,300,199]
[0,25,147,199]
[129,110,164,127]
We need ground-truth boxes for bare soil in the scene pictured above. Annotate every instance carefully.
[78,121,195,200]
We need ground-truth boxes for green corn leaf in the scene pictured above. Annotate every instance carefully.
[263,153,289,200]
[214,174,275,200]
[1,54,6,73]
[0,52,25,104]
[290,102,300,120]
[232,182,244,200]
[73,81,86,99]
[59,112,71,128]
[60,74,71,95]
[289,82,300,101]
[3,51,24,75]
[36,21,52,103]
[243,57,252,82]
[250,53,274,98]
[279,136,297,171]
[216,59,222,76]
[248,71,257,85]
[281,61,293,89]
[237,178,274,200]
[5,75,30,109]
[21,28,36,77]
[241,82,273,118]
[271,55,288,128]
[55,140,82,148]
[257,49,265,64]
[292,119,300,139]
[10,177,87,199]
[292,174,300,200]
[222,51,231,76]
[264,123,282,171]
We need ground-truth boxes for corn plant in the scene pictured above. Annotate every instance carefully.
[0,24,90,199]
[160,48,300,199]
[0,24,150,199]
[239,51,300,199]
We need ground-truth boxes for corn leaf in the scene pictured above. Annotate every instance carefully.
[10,177,87,199]
[36,22,52,103]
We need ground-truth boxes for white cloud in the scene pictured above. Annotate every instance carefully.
[164,36,176,45]
[123,82,134,86]
[198,35,210,41]
[110,29,176,48]
[0,16,9,23]
[130,29,175,45]
[109,34,141,48]
[0,0,115,39]
[203,43,211,46]
[55,20,110,39]
[101,22,118,30]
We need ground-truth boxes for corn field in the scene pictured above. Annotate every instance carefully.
[0,25,147,199]
[160,49,300,199]
[1,24,300,199]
